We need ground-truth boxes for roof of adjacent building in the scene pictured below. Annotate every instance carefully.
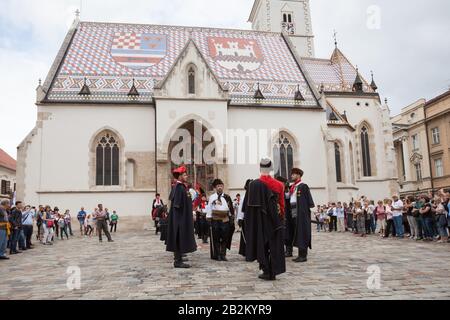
[0,148,16,172]
[302,48,374,93]
[44,21,323,107]
[424,89,450,108]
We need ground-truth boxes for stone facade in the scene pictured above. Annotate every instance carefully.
[425,90,450,191]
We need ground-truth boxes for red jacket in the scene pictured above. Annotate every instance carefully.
[260,175,285,217]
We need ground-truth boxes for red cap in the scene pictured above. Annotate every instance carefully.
[173,166,187,174]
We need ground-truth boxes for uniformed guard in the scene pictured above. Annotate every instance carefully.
[166,166,197,268]
[289,168,315,263]
[206,179,235,261]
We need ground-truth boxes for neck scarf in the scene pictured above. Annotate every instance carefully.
[290,179,302,195]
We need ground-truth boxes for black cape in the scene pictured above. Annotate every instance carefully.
[223,194,235,250]
[292,183,315,250]
[244,179,286,276]
[165,183,197,254]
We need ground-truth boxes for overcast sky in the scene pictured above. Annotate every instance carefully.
[1,0,449,159]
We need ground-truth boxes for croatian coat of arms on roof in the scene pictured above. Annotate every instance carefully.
[111,32,167,69]
[208,37,264,73]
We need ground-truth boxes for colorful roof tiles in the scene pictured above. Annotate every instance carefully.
[46,21,318,106]
[302,48,374,93]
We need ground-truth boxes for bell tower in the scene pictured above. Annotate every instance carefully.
[248,0,315,57]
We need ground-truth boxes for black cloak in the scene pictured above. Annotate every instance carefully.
[165,183,197,254]
[292,183,315,250]
[244,179,286,276]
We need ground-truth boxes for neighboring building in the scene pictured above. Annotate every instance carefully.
[392,90,450,197]
[425,90,450,192]
[0,148,17,200]
[17,0,398,216]
[392,99,432,196]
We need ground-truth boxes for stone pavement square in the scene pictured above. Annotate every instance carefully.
[1,219,450,300]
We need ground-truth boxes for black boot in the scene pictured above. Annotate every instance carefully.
[219,243,228,261]
[293,248,308,263]
[174,252,190,268]
[285,246,293,257]
[258,269,275,281]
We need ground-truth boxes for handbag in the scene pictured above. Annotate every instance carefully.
[46,220,54,228]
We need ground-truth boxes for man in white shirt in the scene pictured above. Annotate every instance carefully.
[329,203,338,232]
[392,195,404,238]
[206,179,234,261]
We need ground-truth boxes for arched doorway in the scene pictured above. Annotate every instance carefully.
[168,120,217,194]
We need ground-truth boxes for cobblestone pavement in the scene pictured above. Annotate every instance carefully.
[1,221,450,300]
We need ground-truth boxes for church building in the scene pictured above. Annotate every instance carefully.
[17,0,398,215]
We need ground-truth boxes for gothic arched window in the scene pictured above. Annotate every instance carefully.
[360,126,372,177]
[188,67,195,94]
[334,143,342,182]
[96,132,120,186]
[273,133,295,180]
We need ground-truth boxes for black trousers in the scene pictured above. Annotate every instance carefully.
[385,219,396,237]
[299,247,308,258]
[22,225,33,248]
[365,219,371,234]
[110,222,117,233]
[261,243,276,278]
[60,226,69,239]
[330,216,337,231]
[211,220,230,259]
[97,220,112,241]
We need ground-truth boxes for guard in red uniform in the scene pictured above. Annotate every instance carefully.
[166,166,197,268]
[243,158,286,281]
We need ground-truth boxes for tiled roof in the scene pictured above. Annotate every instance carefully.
[46,21,318,107]
[302,48,374,93]
[0,148,16,171]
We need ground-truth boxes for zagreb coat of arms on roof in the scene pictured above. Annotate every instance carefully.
[208,37,264,73]
[111,32,167,69]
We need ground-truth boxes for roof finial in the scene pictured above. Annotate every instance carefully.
[79,77,91,96]
[333,29,338,48]
[128,78,140,97]
[254,82,265,100]
[370,70,378,92]
[75,9,80,19]
[38,78,42,86]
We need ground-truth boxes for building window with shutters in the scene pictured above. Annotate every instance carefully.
[95,132,120,186]
[1,180,11,195]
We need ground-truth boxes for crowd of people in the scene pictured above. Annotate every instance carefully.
[0,201,119,260]
[313,190,450,243]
